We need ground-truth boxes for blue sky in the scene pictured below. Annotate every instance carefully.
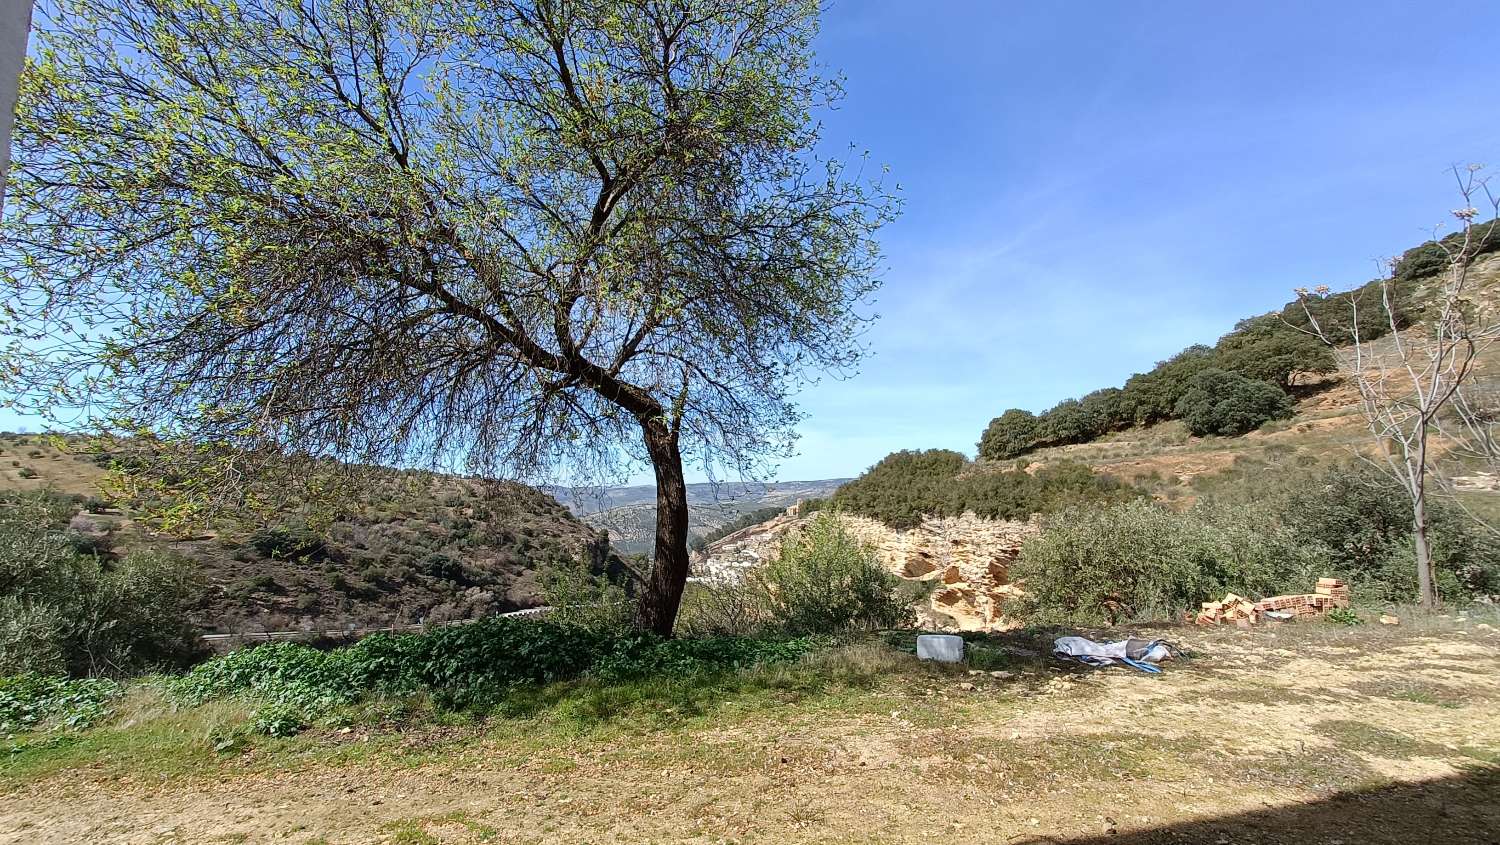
[774,0,1500,482]
[6,1,1500,486]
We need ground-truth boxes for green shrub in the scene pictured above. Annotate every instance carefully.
[1214,315,1337,389]
[537,554,632,632]
[1325,607,1362,627]
[0,491,202,676]
[944,461,1137,521]
[0,673,120,733]
[1281,464,1500,600]
[1173,369,1293,436]
[168,618,821,734]
[16,467,38,479]
[758,512,912,635]
[1279,277,1422,346]
[831,449,967,529]
[1120,345,1218,426]
[674,579,773,637]
[1037,399,1097,447]
[1079,387,1130,434]
[833,451,1135,529]
[978,409,1042,459]
[1392,219,1500,280]
[1012,499,1316,625]
[247,523,329,562]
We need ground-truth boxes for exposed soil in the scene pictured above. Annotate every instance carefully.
[3,622,1498,844]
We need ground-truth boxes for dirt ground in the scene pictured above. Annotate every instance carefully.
[3,621,1499,845]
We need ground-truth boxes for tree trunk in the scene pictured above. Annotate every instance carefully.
[634,420,691,636]
[1413,492,1438,610]
[1412,432,1438,610]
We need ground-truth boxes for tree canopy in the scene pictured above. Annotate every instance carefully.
[1173,368,1292,436]
[1,0,896,633]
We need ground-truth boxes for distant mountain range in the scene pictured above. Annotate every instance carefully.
[547,479,849,554]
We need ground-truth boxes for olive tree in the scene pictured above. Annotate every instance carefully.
[0,0,897,634]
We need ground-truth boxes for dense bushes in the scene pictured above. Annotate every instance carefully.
[1281,465,1500,602]
[1173,368,1293,436]
[168,617,822,735]
[831,451,1136,529]
[1278,277,1421,346]
[0,491,202,676]
[1213,316,1336,390]
[1012,462,1500,624]
[1013,500,1317,625]
[977,317,1335,461]
[0,673,120,733]
[830,450,969,528]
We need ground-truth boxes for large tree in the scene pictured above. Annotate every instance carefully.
[0,0,896,634]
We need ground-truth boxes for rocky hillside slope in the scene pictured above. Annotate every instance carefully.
[0,435,614,635]
[695,505,1035,631]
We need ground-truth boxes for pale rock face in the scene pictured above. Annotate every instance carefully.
[693,506,1035,632]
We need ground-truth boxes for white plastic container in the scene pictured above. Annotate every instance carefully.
[916,634,965,663]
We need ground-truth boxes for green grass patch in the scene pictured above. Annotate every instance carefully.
[1,640,931,788]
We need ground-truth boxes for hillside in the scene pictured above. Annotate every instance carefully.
[0,435,614,635]
[553,478,848,554]
[1004,250,1500,516]
[694,249,1500,628]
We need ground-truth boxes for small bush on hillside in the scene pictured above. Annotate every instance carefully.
[1173,369,1293,436]
[1392,219,1500,281]
[247,523,329,562]
[759,512,912,635]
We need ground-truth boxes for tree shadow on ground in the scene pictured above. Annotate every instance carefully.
[1013,766,1500,845]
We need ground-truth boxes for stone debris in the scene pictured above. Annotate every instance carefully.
[694,506,1035,631]
[1193,578,1350,625]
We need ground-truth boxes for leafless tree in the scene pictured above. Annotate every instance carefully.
[1296,165,1500,608]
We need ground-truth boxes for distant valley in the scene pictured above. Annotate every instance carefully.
[548,479,849,554]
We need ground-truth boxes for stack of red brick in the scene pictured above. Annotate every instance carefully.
[1193,578,1350,626]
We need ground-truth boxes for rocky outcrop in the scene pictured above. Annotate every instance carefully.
[693,506,1036,632]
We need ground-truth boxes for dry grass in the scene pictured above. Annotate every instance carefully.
[2,619,1497,843]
